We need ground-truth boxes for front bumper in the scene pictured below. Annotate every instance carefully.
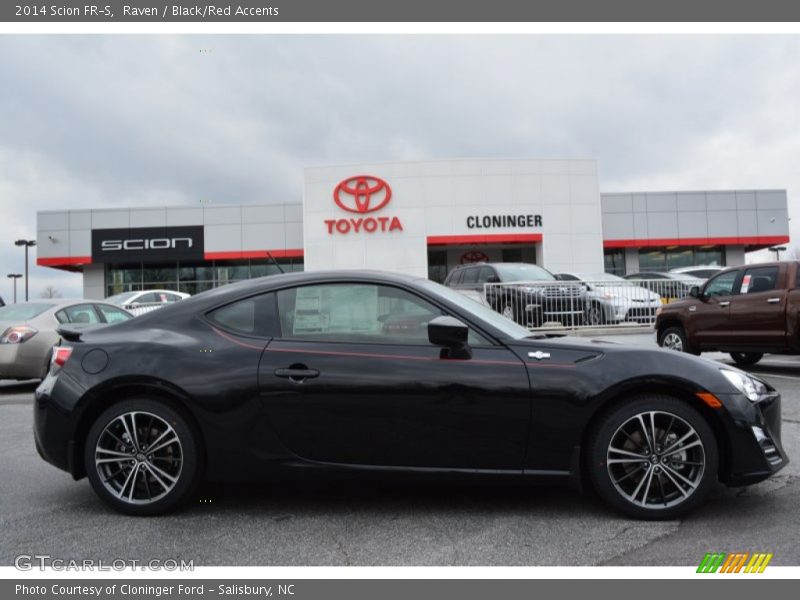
[719,391,788,486]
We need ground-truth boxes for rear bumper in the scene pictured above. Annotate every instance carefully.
[33,370,87,478]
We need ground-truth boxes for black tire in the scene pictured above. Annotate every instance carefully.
[585,303,608,326]
[84,398,202,516]
[729,352,764,367]
[658,325,695,354]
[586,395,719,520]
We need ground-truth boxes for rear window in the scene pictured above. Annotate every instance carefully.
[0,303,52,321]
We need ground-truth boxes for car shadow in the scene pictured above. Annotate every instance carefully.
[0,380,39,397]
[190,479,609,518]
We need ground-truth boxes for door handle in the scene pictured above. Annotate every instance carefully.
[274,367,320,382]
[718,301,730,307]
[767,298,781,304]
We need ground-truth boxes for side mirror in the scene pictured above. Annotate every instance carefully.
[688,286,701,299]
[428,316,471,359]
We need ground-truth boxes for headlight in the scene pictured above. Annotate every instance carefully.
[720,368,768,402]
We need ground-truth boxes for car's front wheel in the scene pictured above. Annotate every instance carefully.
[587,396,718,520]
[729,352,764,367]
[658,325,694,354]
[84,398,202,516]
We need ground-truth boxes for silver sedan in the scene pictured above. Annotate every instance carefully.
[0,299,132,380]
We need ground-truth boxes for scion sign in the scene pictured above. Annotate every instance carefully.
[91,226,204,263]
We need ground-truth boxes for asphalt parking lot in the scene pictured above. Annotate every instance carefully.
[1,337,798,566]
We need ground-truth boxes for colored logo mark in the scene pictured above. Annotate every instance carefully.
[333,175,392,214]
[697,552,773,573]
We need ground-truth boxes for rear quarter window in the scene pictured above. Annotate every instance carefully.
[206,293,277,337]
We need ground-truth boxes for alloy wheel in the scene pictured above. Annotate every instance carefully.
[661,332,683,352]
[94,411,183,505]
[606,410,705,510]
[502,305,515,320]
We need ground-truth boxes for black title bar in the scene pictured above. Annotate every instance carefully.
[4,0,800,22]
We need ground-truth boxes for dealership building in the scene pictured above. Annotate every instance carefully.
[35,159,790,299]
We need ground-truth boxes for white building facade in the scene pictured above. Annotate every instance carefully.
[34,158,790,299]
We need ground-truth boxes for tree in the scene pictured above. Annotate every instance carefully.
[40,285,62,299]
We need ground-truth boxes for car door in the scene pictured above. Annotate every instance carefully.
[690,269,740,347]
[257,281,531,470]
[727,265,786,348]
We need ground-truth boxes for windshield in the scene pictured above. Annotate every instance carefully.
[421,280,532,340]
[0,303,52,321]
[575,273,633,285]
[493,264,555,282]
[105,292,139,305]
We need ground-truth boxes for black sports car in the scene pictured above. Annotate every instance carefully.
[34,271,787,519]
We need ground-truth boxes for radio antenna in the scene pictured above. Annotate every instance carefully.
[265,251,285,274]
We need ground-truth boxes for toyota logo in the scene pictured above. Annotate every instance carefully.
[460,250,490,264]
[333,175,392,214]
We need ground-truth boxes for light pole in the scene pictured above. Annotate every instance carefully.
[14,239,36,301]
[769,246,787,261]
[6,273,22,303]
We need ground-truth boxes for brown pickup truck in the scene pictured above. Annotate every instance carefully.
[655,260,800,366]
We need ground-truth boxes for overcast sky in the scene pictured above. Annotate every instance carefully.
[1,35,799,299]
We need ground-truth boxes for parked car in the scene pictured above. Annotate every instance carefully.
[0,300,132,380]
[657,261,800,367]
[555,272,662,325]
[34,270,786,519]
[669,265,724,280]
[444,262,586,327]
[106,290,190,316]
[624,271,704,302]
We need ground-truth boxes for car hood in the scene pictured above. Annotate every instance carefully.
[590,285,658,300]
[505,335,750,396]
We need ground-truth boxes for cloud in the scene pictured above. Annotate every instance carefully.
[0,34,798,300]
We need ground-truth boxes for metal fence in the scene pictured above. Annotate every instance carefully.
[482,278,700,331]
[123,302,172,317]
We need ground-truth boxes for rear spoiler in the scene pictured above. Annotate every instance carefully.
[56,323,106,342]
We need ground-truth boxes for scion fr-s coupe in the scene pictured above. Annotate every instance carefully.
[34,271,787,519]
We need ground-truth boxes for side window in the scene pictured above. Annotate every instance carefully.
[55,310,68,324]
[96,304,133,323]
[136,293,158,304]
[557,273,579,281]
[165,293,183,302]
[276,283,489,346]
[461,268,479,285]
[704,271,738,297]
[207,294,275,336]
[741,266,779,295]
[476,267,494,284]
[62,304,101,324]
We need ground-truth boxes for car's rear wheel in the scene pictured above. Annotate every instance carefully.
[658,325,693,354]
[587,396,718,520]
[84,398,201,516]
[729,352,764,367]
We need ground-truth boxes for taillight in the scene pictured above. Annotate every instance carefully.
[52,346,73,369]
[0,325,38,344]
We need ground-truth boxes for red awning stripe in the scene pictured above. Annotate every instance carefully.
[602,235,789,248]
[203,249,304,260]
[427,233,543,246]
